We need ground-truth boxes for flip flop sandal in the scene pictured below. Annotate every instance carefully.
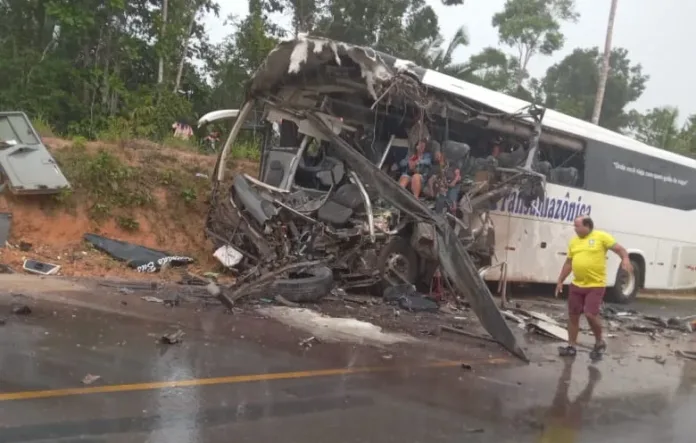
[558,346,577,357]
[590,341,607,361]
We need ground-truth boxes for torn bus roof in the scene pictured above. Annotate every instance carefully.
[248,35,420,101]
[246,35,532,126]
[250,35,696,170]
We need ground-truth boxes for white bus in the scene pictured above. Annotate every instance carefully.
[211,36,695,305]
[417,70,696,303]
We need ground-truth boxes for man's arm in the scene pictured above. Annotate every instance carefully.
[555,257,572,296]
[603,232,632,272]
[557,258,573,284]
[610,243,629,260]
[610,242,633,272]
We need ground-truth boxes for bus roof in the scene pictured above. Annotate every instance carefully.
[418,67,696,169]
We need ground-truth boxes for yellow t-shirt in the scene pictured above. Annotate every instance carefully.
[568,230,616,288]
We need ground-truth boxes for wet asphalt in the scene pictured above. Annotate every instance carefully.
[0,291,695,442]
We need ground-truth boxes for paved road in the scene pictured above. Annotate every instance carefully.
[0,292,695,442]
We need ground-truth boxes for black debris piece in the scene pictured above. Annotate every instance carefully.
[397,295,439,313]
[160,330,185,344]
[12,304,32,315]
[84,233,194,273]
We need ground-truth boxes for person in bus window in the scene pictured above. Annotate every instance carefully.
[428,142,462,213]
[398,138,432,198]
[555,216,632,360]
[490,136,502,158]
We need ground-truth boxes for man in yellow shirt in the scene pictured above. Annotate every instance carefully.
[555,216,632,360]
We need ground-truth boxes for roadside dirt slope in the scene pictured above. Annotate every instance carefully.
[0,137,257,280]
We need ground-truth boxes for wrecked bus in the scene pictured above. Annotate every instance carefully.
[202,35,568,360]
[211,36,696,307]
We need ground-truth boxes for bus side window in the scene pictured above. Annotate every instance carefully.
[537,143,585,189]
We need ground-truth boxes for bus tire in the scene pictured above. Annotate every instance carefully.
[270,266,334,303]
[607,258,641,304]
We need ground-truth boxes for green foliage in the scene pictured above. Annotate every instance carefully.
[117,215,140,231]
[71,136,88,149]
[312,0,441,61]
[626,107,696,155]
[492,0,578,86]
[0,0,213,140]
[32,115,56,138]
[543,47,649,131]
[180,187,197,204]
[231,138,262,161]
[54,145,152,219]
[1,0,687,164]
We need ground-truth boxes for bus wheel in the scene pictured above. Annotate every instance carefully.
[607,258,641,304]
[378,237,418,291]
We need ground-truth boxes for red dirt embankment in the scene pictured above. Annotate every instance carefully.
[0,137,257,280]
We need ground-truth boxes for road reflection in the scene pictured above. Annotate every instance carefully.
[538,359,600,443]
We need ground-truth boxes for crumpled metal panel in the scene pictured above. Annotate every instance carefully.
[306,113,527,361]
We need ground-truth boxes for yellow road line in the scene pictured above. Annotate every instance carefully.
[0,358,509,402]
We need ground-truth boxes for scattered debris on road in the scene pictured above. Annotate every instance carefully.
[299,336,319,348]
[160,329,185,344]
[11,304,31,315]
[639,355,667,365]
[82,374,101,385]
[141,296,164,304]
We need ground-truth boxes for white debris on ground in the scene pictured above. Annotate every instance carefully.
[258,306,417,345]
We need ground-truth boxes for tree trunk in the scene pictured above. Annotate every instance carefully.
[173,3,198,93]
[591,0,619,125]
[157,0,169,84]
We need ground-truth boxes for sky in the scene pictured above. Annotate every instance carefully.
[204,0,695,121]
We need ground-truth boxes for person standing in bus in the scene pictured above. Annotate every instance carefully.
[555,216,632,360]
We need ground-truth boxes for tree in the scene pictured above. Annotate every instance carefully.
[0,0,216,138]
[628,107,681,151]
[542,47,649,131]
[207,0,282,109]
[628,107,696,155]
[492,0,578,88]
[414,25,469,74]
[454,47,536,100]
[312,0,440,61]
[263,0,319,35]
[591,0,619,124]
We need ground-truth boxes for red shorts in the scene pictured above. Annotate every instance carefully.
[568,284,605,316]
